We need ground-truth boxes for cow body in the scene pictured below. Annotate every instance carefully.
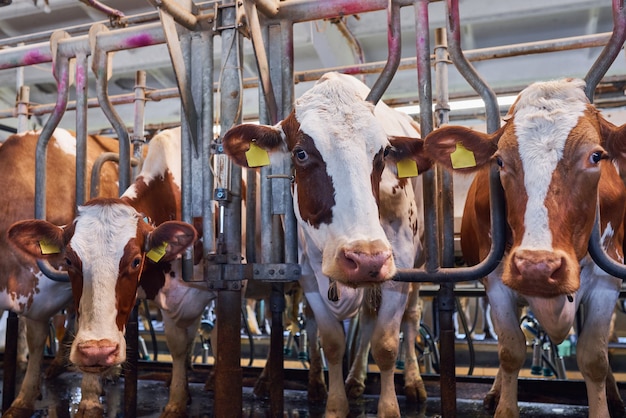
[425,78,626,418]
[223,72,431,417]
[8,127,209,417]
[0,129,120,418]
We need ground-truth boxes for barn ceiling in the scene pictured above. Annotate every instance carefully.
[0,0,623,139]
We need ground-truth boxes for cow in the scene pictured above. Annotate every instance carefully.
[0,128,120,418]
[424,78,626,418]
[8,127,209,417]
[222,71,431,417]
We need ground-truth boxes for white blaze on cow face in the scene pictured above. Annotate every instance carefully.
[68,203,142,371]
[292,73,395,285]
[513,79,588,251]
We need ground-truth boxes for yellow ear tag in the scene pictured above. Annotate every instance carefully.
[146,242,168,263]
[245,142,270,167]
[396,159,419,178]
[450,143,477,169]
[39,240,60,255]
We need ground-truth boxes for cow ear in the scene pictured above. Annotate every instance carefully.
[599,115,626,174]
[387,136,433,174]
[7,220,66,261]
[147,221,198,262]
[424,125,499,173]
[222,123,285,168]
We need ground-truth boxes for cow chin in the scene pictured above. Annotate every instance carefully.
[502,248,580,297]
[322,238,396,285]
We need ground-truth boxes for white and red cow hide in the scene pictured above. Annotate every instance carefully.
[425,78,626,418]
[0,128,120,418]
[8,127,212,417]
[223,71,432,418]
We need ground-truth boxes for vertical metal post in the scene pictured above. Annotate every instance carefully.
[132,70,147,177]
[15,86,29,135]
[434,26,457,418]
[75,52,89,206]
[215,4,243,418]
[2,312,18,412]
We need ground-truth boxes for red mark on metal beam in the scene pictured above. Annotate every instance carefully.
[124,34,156,49]
[23,50,52,65]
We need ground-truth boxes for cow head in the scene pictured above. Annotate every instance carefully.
[7,198,197,372]
[425,78,626,297]
[223,72,430,286]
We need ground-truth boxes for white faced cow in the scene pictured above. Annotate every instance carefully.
[0,128,120,418]
[223,71,431,417]
[425,78,626,418]
[8,127,212,417]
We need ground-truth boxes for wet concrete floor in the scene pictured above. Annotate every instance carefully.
[14,370,592,418]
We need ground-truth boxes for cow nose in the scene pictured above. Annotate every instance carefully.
[75,339,120,367]
[338,239,395,282]
[512,249,563,281]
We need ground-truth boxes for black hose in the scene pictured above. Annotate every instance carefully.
[455,297,475,376]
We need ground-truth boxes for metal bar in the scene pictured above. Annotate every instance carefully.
[244,0,279,124]
[75,52,89,206]
[585,0,626,100]
[365,0,402,104]
[90,23,130,193]
[434,26,457,418]
[132,70,147,176]
[159,8,200,150]
[215,4,243,417]
[147,0,198,30]
[252,0,279,17]
[35,31,72,220]
[1,312,18,412]
[268,0,414,23]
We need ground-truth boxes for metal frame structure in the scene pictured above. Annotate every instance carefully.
[0,0,624,417]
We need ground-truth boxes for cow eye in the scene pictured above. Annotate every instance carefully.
[132,257,142,269]
[293,148,308,162]
[383,146,392,157]
[65,258,72,267]
[495,156,504,168]
[589,151,605,164]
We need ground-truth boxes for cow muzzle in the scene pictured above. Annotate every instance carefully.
[504,248,579,297]
[323,238,396,285]
[73,339,121,373]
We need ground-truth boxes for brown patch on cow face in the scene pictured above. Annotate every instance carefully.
[282,113,335,228]
[370,149,385,207]
[115,235,146,332]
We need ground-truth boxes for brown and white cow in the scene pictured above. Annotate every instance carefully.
[0,128,120,418]
[8,127,211,417]
[425,78,626,418]
[223,71,431,417]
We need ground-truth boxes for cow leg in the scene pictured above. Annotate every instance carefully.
[303,300,326,403]
[345,299,372,401]
[76,373,104,417]
[576,283,621,418]
[160,313,197,417]
[401,284,426,404]
[369,285,409,418]
[2,317,48,418]
[304,291,349,418]
[606,365,625,418]
[484,276,525,418]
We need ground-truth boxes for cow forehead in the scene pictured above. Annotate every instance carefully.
[70,203,141,267]
[505,79,589,249]
[295,75,390,160]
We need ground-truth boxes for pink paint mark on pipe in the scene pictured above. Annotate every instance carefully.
[75,66,87,88]
[23,50,52,65]
[124,34,155,49]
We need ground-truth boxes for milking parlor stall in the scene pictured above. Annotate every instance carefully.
[0,0,626,417]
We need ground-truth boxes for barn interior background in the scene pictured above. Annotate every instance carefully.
[0,0,625,417]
